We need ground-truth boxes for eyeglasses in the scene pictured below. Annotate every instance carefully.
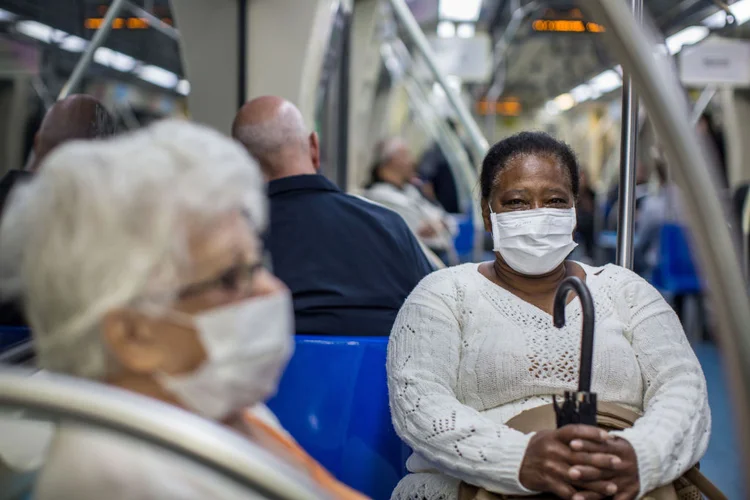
[177,261,264,300]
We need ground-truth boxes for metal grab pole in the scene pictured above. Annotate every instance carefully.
[582,0,750,478]
[615,0,642,269]
[124,0,180,41]
[387,0,489,163]
[58,0,128,100]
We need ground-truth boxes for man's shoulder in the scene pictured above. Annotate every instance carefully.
[344,193,414,226]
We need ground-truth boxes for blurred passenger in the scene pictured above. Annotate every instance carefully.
[604,161,651,232]
[574,169,596,263]
[634,159,679,278]
[365,138,457,262]
[388,131,709,500]
[697,112,727,190]
[417,119,471,214]
[0,94,116,327]
[0,121,366,500]
[27,94,117,172]
[232,96,434,337]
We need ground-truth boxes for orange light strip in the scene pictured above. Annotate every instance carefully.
[476,100,522,116]
[532,19,605,33]
[84,17,173,30]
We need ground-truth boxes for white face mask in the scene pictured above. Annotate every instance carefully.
[157,291,294,421]
[489,207,578,276]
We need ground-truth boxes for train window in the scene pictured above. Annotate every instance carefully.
[0,0,188,173]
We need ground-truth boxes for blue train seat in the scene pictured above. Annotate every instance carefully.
[453,213,475,259]
[267,336,408,500]
[0,327,31,355]
[651,223,702,295]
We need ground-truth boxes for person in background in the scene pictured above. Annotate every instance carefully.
[0,94,116,327]
[634,159,675,279]
[0,120,366,500]
[387,131,709,500]
[26,94,118,172]
[232,96,434,337]
[574,169,596,263]
[365,137,457,263]
[417,119,472,215]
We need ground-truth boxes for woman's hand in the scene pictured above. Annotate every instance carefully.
[519,425,621,499]
[567,436,640,500]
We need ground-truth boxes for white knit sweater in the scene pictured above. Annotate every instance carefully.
[387,263,710,500]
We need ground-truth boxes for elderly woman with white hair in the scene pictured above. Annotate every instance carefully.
[364,137,457,262]
[0,120,366,500]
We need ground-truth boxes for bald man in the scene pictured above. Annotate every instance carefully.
[27,94,117,172]
[233,96,434,337]
[0,95,116,327]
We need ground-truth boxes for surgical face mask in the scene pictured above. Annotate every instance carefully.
[157,291,294,421]
[489,207,578,276]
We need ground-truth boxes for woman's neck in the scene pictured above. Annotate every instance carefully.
[108,373,185,408]
[378,169,406,189]
[492,258,569,298]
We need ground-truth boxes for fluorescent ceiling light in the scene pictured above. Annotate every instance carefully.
[16,20,54,42]
[665,26,709,55]
[544,100,561,115]
[95,47,137,72]
[701,0,750,28]
[14,18,184,96]
[456,23,476,38]
[570,84,595,103]
[439,0,482,22]
[730,0,750,24]
[176,80,191,96]
[702,10,727,29]
[445,74,463,91]
[59,35,88,53]
[554,93,575,111]
[137,65,180,88]
[437,20,456,38]
[0,8,17,21]
[589,69,622,94]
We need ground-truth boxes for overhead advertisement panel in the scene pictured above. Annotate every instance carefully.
[427,33,491,83]
[680,37,750,88]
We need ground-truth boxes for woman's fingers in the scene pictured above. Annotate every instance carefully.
[570,491,606,500]
[569,450,622,470]
[568,464,616,481]
[557,425,612,445]
[572,480,619,497]
[546,479,579,500]
[569,438,615,454]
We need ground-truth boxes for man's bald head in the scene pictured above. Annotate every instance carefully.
[30,95,116,172]
[232,96,320,181]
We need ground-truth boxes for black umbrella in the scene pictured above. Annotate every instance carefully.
[552,276,597,427]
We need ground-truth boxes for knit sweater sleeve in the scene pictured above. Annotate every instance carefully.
[611,276,711,496]
[387,271,535,495]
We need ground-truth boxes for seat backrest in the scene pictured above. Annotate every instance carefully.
[0,328,31,358]
[654,223,702,294]
[267,336,408,500]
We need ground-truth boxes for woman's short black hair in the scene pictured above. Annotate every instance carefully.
[480,131,580,200]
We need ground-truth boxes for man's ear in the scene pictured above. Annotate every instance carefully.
[309,132,321,171]
[101,309,164,374]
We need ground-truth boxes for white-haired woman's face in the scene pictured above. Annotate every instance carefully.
[101,211,287,400]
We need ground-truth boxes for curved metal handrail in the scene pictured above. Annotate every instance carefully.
[386,0,489,164]
[583,0,750,474]
[0,368,326,500]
